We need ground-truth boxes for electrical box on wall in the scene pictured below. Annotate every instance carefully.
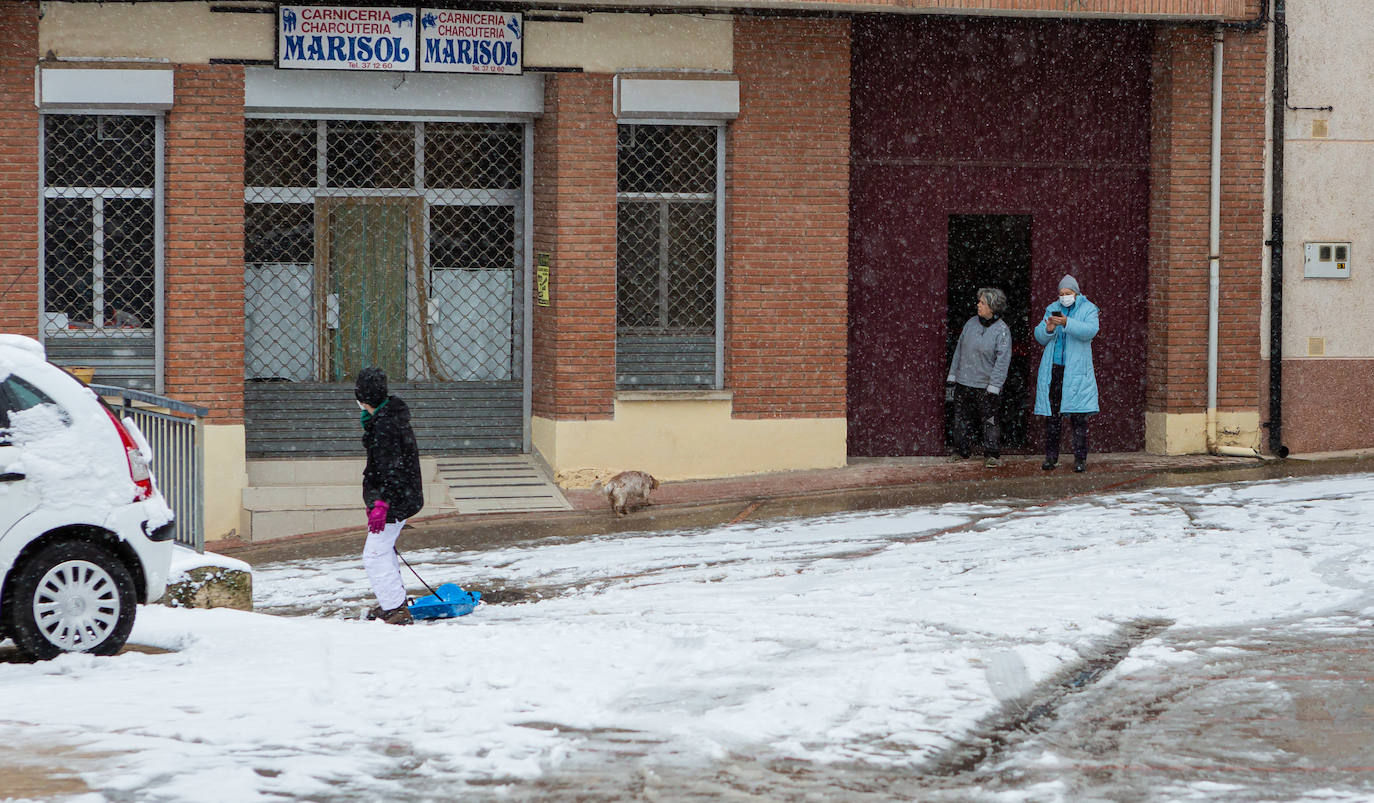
[1304,242,1352,279]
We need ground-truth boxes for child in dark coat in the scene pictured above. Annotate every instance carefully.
[355,367,424,625]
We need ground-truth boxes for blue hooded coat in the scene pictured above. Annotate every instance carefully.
[1033,296,1100,416]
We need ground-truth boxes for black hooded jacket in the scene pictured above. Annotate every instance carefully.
[361,396,424,522]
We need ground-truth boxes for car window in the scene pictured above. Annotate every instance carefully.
[0,375,70,446]
[0,383,11,446]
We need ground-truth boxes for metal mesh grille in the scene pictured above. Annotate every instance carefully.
[616,124,719,388]
[42,115,157,335]
[244,119,523,383]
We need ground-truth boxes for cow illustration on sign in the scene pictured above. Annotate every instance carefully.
[421,12,438,29]
[282,7,297,32]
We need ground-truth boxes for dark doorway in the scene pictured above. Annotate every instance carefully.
[946,215,1033,451]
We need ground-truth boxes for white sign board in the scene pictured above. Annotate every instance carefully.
[419,9,522,74]
[278,5,418,71]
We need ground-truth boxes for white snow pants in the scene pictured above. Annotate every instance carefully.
[362,519,408,610]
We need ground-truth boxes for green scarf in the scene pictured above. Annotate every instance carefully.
[359,397,389,427]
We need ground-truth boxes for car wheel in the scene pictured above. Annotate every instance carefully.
[6,541,137,661]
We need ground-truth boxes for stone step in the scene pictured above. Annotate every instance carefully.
[242,482,454,512]
[248,457,370,487]
[241,455,567,541]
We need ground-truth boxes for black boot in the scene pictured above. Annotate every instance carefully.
[1074,459,1086,473]
[1042,459,1057,470]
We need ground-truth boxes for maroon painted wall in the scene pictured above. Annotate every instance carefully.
[848,17,1151,456]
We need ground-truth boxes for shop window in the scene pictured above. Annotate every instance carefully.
[244,118,525,384]
[44,114,155,189]
[41,113,160,391]
[326,120,414,189]
[615,124,722,390]
[425,122,523,190]
[245,119,317,188]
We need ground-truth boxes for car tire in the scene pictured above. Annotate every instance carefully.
[6,540,137,661]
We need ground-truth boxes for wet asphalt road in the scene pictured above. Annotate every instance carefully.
[461,613,1374,802]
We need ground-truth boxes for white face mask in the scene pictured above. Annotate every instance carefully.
[357,400,366,411]
[1059,293,1076,308]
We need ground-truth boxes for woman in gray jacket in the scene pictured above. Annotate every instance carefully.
[946,287,1012,467]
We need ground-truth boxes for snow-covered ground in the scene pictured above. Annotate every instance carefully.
[4,473,1374,801]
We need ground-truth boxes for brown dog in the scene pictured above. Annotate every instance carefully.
[602,470,659,516]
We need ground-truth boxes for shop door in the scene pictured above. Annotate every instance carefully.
[946,215,1034,451]
[244,118,528,456]
[319,197,417,383]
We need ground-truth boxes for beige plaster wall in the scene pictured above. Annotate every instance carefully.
[1282,0,1374,359]
[526,13,732,73]
[1146,411,1205,454]
[1145,410,1261,455]
[203,424,247,542]
[40,2,273,63]
[40,3,731,73]
[533,396,846,487]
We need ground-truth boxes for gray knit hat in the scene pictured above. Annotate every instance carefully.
[1058,274,1081,294]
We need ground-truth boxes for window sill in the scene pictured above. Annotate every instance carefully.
[616,389,733,403]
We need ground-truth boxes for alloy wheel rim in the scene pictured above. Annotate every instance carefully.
[33,559,121,650]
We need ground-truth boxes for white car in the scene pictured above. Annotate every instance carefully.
[0,334,173,660]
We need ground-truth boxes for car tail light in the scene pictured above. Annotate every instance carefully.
[102,405,154,502]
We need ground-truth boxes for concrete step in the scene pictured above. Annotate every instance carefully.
[242,482,453,512]
[437,455,571,514]
[248,458,368,487]
[242,455,567,541]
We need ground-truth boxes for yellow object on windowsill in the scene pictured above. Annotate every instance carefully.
[65,366,95,384]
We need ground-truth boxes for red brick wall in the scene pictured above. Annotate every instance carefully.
[164,65,245,424]
[0,1,38,337]
[531,72,618,420]
[729,18,850,419]
[1146,27,1265,417]
[1218,28,1267,414]
[1147,28,1209,414]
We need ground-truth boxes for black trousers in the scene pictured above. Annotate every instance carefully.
[1045,364,1088,463]
[952,384,1001,458]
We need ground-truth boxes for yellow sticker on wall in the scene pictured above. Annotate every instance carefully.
[536,252,551,306]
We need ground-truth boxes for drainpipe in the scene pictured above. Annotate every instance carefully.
[1207,27,1262,459]
[1267,1,1291,457]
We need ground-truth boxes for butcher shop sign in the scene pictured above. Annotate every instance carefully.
[277,6,523,75]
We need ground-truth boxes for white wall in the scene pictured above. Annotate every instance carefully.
[1283,0,1374,358]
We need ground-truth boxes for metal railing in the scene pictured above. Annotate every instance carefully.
[91,384,207,553]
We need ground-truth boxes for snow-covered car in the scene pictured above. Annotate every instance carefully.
[0,334,173,660]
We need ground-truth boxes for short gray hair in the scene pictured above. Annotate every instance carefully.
[978,287,1007,316]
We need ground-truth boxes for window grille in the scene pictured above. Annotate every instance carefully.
[41,114,160,391]
[244,119,524,384]
[616,124,722,390]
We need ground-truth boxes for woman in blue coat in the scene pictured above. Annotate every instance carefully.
[1033,275,1099,472]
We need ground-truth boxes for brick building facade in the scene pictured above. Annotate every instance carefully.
[0,0,1279,542]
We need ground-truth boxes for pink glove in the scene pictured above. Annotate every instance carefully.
[367,500,390,534]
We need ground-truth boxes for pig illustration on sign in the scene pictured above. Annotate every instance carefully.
[421,12,438,29]
[392,11,414,26]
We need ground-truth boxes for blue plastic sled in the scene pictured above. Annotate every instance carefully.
[408,583,481,620]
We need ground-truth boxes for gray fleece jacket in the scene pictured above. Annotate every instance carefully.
[947,316,1012,394]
